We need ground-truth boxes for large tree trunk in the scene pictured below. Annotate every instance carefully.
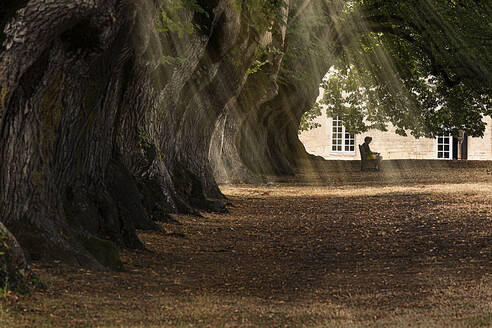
[0,0,137,270]
[210,1,335,181]
[1,0,308,270]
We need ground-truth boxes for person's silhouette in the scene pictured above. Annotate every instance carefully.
[362,136,382,169]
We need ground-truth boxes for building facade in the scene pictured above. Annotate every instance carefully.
[299,113,492,160]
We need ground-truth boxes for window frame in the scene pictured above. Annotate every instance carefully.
[330,116,356,154]
[435,135,453,160]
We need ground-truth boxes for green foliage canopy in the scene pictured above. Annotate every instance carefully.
[303,0,492,138]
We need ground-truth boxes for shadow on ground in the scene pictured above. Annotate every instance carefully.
[3,160,491,327]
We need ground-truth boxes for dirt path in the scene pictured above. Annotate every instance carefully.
[2,162,492,327]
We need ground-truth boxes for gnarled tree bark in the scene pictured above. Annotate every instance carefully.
[0,0,335,273]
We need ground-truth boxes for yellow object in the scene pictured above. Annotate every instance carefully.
[368,154,377,160]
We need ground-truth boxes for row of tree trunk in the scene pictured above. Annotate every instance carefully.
[0,0,331,277]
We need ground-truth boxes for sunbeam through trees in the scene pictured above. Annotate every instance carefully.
[0,1,490,326]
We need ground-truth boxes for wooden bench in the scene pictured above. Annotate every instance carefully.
[359,144,380,171]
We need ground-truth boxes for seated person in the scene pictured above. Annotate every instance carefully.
[362,136,382,164]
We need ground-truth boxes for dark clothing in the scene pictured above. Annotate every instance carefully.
[360,139,382,171]
[362,142,372,155]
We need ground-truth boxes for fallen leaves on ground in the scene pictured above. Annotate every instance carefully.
[1,161,491,327]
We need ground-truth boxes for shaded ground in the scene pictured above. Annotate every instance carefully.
[1,160,492,327]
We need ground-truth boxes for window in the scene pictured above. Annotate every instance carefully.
[331,116,355,153]
[436,135,452,159]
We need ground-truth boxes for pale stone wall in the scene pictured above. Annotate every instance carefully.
[299,113,492,160]
[468,116,492,160]
[364,127,437,160]
[298,113,333,158]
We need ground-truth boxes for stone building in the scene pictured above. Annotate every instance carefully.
[299,113,492,160]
